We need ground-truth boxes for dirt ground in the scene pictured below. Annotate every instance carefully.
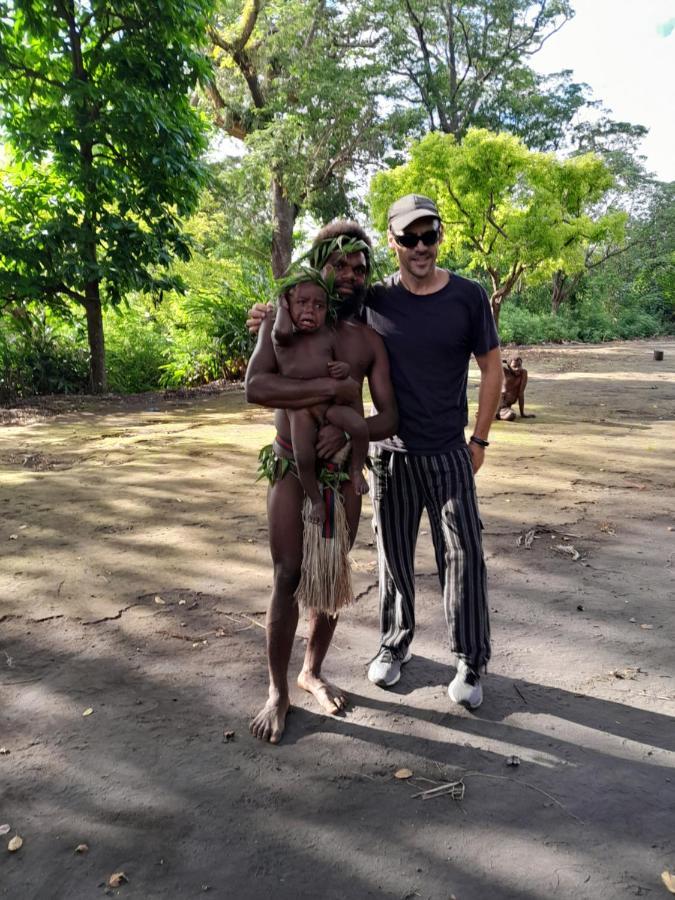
[1,338,674,900]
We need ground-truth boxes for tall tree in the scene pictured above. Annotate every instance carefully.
[206,1,393,276]
[0,1,212,391]
[369,129,625,327]
[365,0,576,142]
[549,116,651,313]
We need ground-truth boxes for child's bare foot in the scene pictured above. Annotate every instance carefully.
[249,694,290,743]
[297,670,347,715]
[308,499,326,525]
[350,470,369,495]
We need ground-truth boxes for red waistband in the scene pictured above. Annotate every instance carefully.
[275,433,293,452]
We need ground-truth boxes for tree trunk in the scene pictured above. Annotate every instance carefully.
[491,296,502,329]
[84,282,106,393]
[66,5,106,393]
[271,177,298,278]
[551,270,567,315]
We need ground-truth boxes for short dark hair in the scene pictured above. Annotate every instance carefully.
[312,219,373,272]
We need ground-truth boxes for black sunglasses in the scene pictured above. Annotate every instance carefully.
[393,229,440,249]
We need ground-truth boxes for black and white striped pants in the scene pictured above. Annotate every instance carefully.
[370,446,491,670]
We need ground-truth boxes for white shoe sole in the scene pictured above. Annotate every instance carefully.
[370,669,401,688]
[448,683,482,710]
[368,649,412,688]
[448,691,483,710]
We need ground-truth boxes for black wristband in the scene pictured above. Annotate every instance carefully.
[470,435,490,448]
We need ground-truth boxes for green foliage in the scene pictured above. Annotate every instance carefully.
[369,128,624,320]
[155,188,270,387]
[0,3,668,398]
[104,305,167,394]
[0,0,214,389]
[210,1,390,212]
[499,285,670,345]
[207,1,399,275]
[0,307,89,401]
[159,280,259,388]
[364,0,577,142]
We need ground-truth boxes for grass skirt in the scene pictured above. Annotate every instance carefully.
[295,486,353,614]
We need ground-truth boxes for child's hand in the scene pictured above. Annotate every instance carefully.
[328,361,350,379]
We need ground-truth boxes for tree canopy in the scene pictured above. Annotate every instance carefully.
[365,0,578,140]
[0,1,670,399]
[369,129,626,324]
[0,0,212,390]
[205,0,396,276]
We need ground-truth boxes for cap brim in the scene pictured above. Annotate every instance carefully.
[389,209,440,234]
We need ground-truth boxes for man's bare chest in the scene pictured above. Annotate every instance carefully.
[334,324,372,381]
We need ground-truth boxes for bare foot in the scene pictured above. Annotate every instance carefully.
[249,694,290,743]
[350,470,369,495]
[308,499,326,525]
[297,670,347,715]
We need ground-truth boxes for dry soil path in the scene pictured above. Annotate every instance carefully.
[1,339,674,899]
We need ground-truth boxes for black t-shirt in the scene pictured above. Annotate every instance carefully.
[364,271,499,454]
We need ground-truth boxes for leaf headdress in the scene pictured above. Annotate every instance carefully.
[275,234,374,324]
[276,263,343,324]
[306,235,372,277]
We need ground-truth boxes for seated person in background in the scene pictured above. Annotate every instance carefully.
[272,269,370,524]
[497,356,536,421]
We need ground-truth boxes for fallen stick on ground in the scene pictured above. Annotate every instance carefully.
[411,780,465,801]
[221,611,266,630]
[513,684,528,704]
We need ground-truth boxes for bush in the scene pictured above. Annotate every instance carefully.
[0,308,89,401]
[499,284,672,346]
[158,262,266,388]
[499,305,579,344]
[104,304,167,393]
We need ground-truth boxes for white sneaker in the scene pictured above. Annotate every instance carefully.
[448,660,483,709]
[367,646,412,688]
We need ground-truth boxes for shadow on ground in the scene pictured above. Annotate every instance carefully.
[1,339,674,899]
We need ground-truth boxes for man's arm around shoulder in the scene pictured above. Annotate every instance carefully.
[364,326,398,441]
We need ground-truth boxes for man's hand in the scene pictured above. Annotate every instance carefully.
[246,302,275,335]
[332,376,361,405]
[327,361,350,380]
[316,424,348,460]
[468,442,485,474]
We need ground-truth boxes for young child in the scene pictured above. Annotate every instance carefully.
[272,272,369,525]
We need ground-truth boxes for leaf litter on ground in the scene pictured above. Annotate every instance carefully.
[555,544,581,561]
[609,667,642,680]
[516,529,536,549]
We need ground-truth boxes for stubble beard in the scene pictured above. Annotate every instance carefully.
[335,284,366,320]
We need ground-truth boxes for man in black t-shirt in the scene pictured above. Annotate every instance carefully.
[364,195,502,708]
